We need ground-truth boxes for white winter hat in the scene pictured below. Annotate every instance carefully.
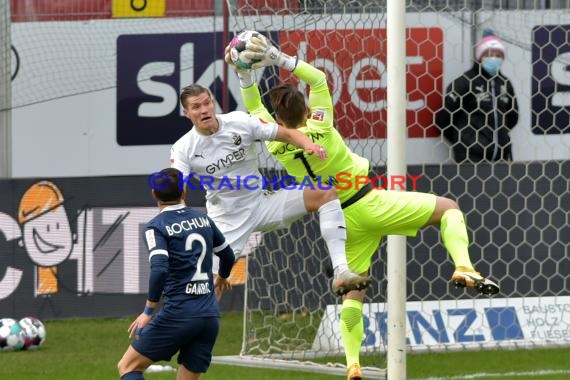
[475,29,506,61]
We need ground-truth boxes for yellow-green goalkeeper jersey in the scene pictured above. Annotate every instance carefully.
[241,60,370,204]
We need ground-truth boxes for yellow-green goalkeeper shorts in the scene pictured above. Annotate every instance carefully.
[343,188,437,274]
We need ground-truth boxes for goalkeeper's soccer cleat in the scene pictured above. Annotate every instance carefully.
[332,270,372,296]
[451,266,500,296]
[346,363,363,380]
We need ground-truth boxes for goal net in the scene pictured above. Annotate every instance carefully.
[220,0,570,376]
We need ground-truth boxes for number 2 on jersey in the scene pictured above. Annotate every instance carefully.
[185,233,209,281]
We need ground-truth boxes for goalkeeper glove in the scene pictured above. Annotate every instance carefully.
[243,35,297,71]
[224,44,254,88]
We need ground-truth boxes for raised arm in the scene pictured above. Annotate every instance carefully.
[241,83,276,123]
[240,35,334,129]
[291,60,334,116]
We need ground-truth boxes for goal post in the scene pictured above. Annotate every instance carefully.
[386,1,407,379]
[0,0,11,178]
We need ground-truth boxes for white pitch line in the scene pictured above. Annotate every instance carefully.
[410,369,570,380]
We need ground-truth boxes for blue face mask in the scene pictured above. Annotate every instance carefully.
[481,57,503,76]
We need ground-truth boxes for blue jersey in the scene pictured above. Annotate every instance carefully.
[143,204,234,319]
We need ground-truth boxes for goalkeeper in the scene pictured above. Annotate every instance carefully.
[226,35,500,380]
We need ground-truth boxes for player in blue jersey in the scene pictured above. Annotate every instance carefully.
[117,168,235,380]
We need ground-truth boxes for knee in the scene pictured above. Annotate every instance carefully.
[117,355,135,376]
[117,358,126,376]
[304,188,338,212]
[440,197,460,211]
[428,196,461,225]
[321,188,338,203]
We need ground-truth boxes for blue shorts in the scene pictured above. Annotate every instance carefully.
[131,314,220,373]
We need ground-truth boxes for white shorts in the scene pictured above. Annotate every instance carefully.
[211,188,307,273]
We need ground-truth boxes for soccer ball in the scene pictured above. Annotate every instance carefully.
[0,318,27,351]
[19,317,46,350]
[229,30,262,69]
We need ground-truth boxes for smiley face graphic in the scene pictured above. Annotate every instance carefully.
[18,181,73,267]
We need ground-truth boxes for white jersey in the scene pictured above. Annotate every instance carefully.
[170,111,278,220]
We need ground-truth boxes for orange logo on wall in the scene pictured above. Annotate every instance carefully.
[228,257,246,286]
[18,181,74,297]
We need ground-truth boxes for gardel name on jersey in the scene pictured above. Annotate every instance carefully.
[186,282,211,295]
[165,216,210,236]
[205,148,246,174]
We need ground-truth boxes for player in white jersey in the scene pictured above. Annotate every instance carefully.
[170,84,371,297]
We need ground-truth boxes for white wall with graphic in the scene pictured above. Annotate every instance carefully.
[10,11,570,178]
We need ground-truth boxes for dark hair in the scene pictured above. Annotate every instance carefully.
[180,84,210,109]
[269,84,306,128]
[153,168,183,202]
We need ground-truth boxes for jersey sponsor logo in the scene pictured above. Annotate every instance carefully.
[311,109,325,121]
[165,217,211,236]
[185,282,211,295]
[205,148,246,174]
[273,132,325,155]
[273,143,300,155]
[531,25,570,134]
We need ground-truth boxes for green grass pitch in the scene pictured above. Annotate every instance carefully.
[0,312,568,380]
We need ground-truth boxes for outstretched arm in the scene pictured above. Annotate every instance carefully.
[275,126,327,160]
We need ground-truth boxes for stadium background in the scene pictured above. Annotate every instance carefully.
[0,0,569,364]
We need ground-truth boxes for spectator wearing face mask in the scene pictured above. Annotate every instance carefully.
[435,29,519,163]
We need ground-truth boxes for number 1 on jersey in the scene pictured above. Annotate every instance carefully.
[294,152,318,181]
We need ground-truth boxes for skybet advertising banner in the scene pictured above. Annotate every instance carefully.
[115,27,443,146]
[11,12,570,178]
[531,24,570,135]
